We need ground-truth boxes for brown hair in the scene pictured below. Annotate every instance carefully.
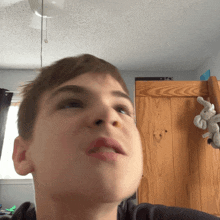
[17,54,130,142]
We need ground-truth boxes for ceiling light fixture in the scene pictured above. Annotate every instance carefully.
[28,0,65,68]
[28,0,65,18]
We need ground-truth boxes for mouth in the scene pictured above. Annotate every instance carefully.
[86,137,126,156]
[89,147,119,154]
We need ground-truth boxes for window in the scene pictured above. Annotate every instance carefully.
[0,104,33,179]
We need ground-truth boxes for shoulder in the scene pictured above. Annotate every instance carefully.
[119,199,220,220]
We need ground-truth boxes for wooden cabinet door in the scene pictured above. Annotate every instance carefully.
[135,79,220,216]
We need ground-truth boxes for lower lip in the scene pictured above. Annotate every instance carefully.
[88,152,120,161]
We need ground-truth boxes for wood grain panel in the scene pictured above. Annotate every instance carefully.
[136,79,220,216]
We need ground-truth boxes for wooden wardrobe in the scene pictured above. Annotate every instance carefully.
[135,76,220,217]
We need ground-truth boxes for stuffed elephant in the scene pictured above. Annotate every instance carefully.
[193,96,220,149]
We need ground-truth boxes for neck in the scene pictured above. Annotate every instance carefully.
[35,193,119,220]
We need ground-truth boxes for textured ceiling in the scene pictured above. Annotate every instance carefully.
[1,0,220,71]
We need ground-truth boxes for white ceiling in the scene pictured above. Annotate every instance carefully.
[1,0,220,72]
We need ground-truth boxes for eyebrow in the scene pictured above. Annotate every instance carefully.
[48,85,134,108]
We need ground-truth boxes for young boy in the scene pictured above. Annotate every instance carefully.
[8,54,219,220]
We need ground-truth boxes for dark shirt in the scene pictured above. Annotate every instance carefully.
[1,200,219,220]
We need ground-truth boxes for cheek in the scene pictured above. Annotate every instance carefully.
[56,135,79,156]
[43,113,80,135]
[132,128,143,168]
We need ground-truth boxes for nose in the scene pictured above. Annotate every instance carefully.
[87,103,123,129]
[93,119,121,128]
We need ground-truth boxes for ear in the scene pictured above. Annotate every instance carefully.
[12,136,35,176]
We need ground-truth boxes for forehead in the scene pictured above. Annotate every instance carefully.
[68,72,122,89]
[54,72,125,96]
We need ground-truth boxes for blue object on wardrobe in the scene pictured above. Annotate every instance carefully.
[200,70,210,81]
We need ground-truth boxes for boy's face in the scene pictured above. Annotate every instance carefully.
[14,72,143,204]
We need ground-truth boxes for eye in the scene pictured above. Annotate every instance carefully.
[58,100,82,109]
[58,100,132,116]
[116,104,132,116]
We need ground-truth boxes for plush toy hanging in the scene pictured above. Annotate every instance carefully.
[193,96,220,149]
